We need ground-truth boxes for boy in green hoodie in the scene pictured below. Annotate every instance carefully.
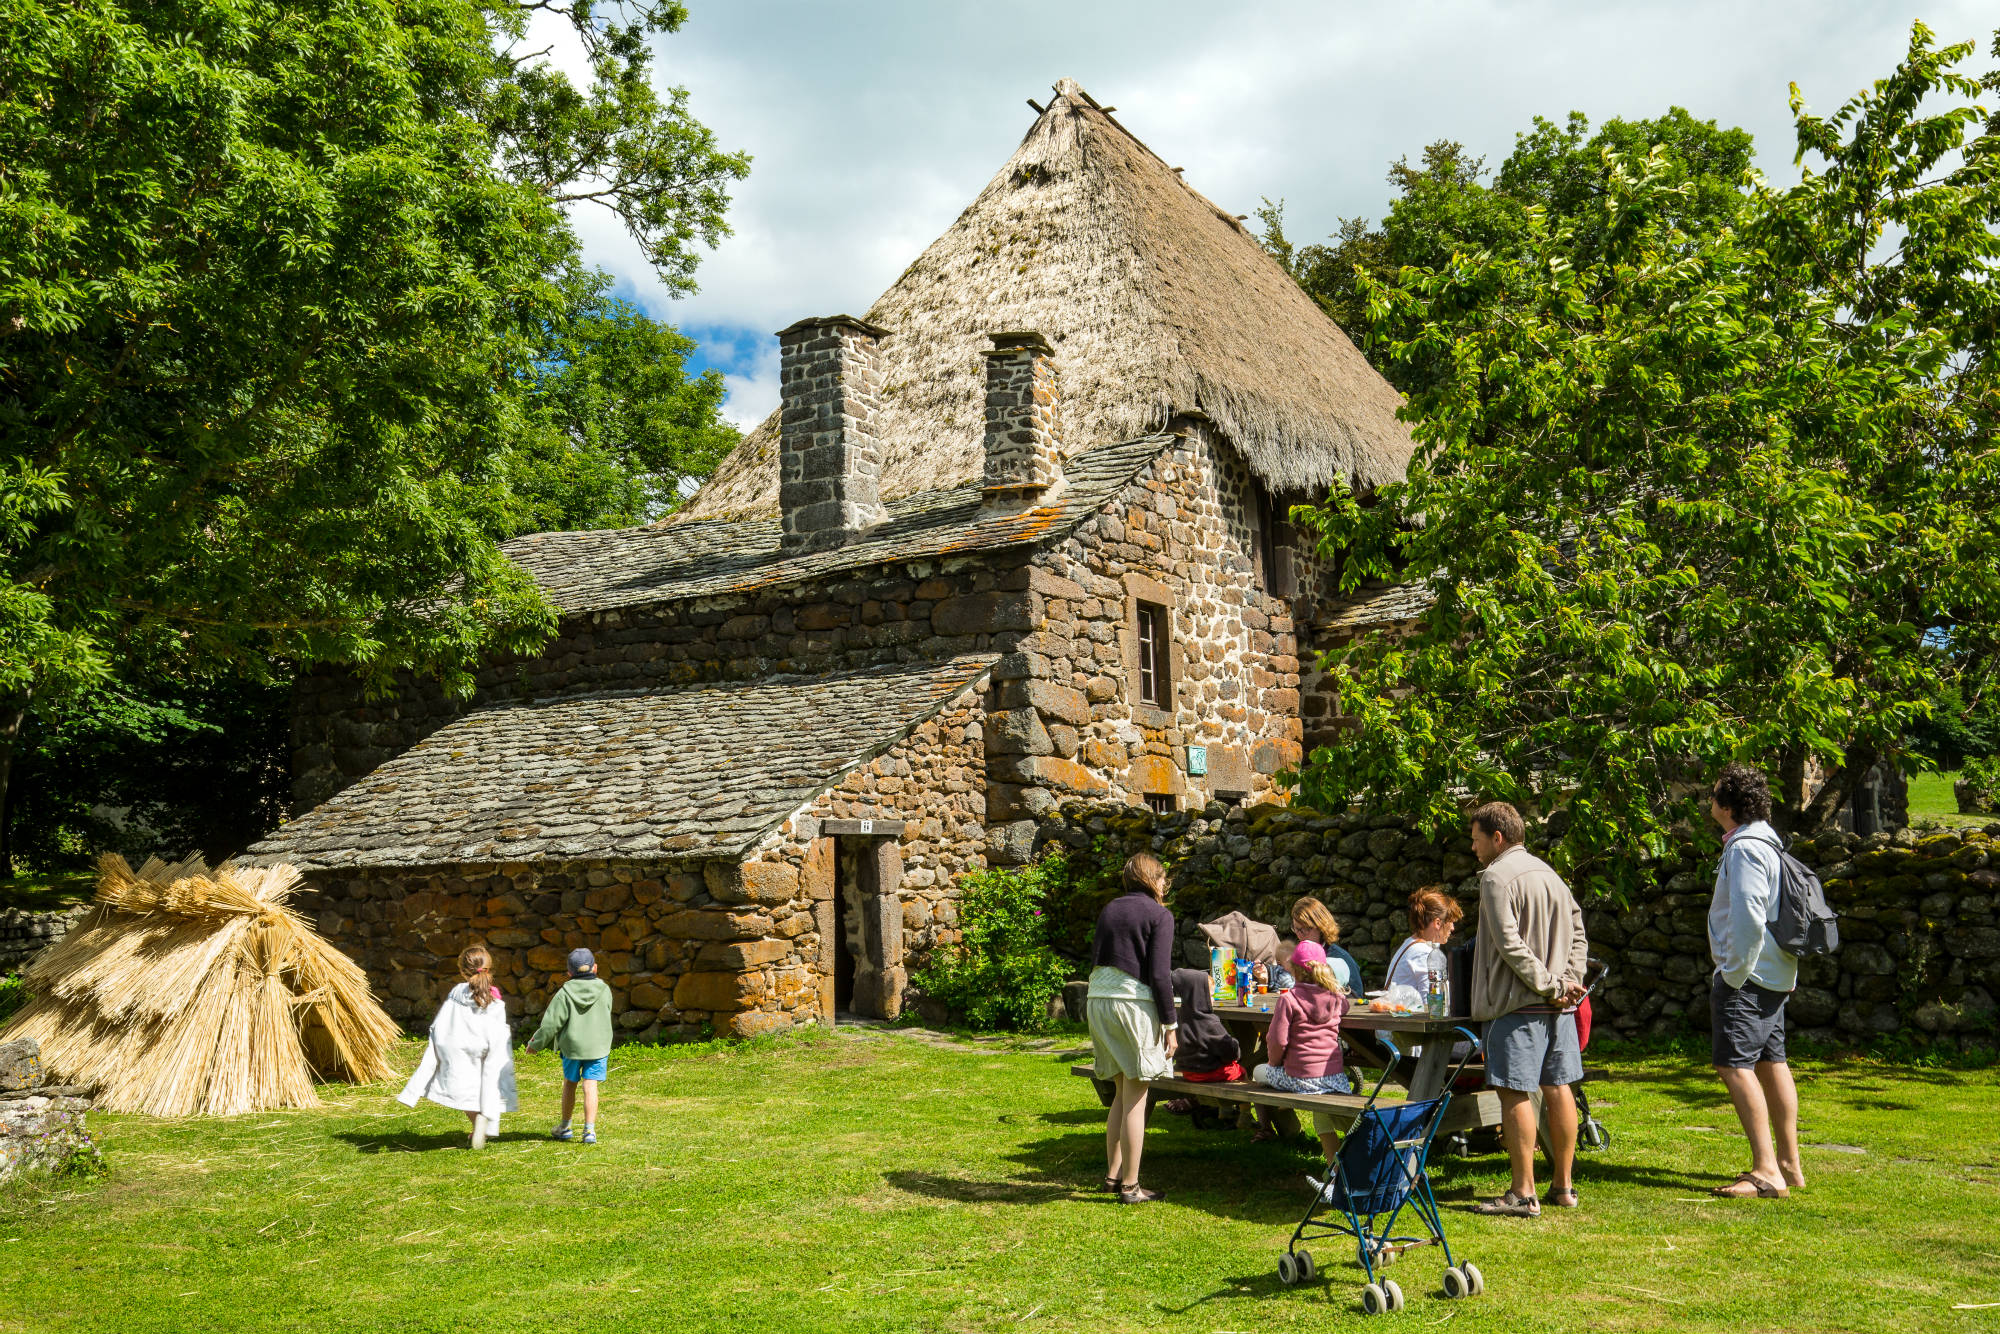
[525,948,614,1144]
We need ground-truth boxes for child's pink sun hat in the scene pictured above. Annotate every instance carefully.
[1290,940,1327,970]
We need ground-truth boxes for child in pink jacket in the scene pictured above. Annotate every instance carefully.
[1252,940,1352,1165]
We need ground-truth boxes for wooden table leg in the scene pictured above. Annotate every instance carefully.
[1407,1039,1453,1103]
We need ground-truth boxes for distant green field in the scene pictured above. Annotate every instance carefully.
[1907,770,1995,828]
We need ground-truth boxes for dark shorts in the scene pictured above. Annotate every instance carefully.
[1483,1010,1582,1092]
[1710,978,1789,1068]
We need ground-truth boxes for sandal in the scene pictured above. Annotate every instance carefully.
[1118,1185,1165,1204]
[1471,1190,1540,1217]
[1712,1172,1788,1199]
[1102,1175,1121,1193]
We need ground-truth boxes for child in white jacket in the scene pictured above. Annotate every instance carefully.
[398,945,519,1148]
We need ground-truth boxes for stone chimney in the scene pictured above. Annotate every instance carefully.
[778,315,891,550]
[981,331,1064,507]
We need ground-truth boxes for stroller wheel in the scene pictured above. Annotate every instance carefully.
[1277,1252,1301,1286]
[1443,1267,1469,1300]
[1582,1120,1611,1150]
[1463,1261,1486,1296]
[1296,1249,1316,1282]
[1383,1278,1405,1311]
[1361,1283,1389,1316]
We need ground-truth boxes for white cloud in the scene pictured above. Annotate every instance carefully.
[552,0,1994,359]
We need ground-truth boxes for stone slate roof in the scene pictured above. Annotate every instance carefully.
[1318,580,1436,636]
[504,433,1176,615]
[248,657,994,870]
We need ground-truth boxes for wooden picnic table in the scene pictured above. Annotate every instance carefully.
[1074,1003,1503,1138]
[1213,1003,1479,1107]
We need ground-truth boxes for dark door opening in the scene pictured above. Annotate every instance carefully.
[832,846,857,1015]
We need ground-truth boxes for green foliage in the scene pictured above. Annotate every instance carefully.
[0,974,27,1026]
[1037,837,1128,959]
[1908,677,2000,768]
[1289,24,2000,896]
[1259,108,1754,396]
[502,267,739,534]
[0,0,747,703]
[911,856,1072,1031]
[4,673,289,870]
[1962,756,2000,813]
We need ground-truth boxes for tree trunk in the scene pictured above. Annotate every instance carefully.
[0,697,26,880]
[1791,741,1877,836]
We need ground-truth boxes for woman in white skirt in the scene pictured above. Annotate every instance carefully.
[399,944,519,1148]
[1087,853,1179,1203]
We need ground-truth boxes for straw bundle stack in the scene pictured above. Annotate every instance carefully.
[0,854,400,1117]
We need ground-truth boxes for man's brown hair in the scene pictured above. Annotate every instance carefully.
[1713,761,1773,825]
[1469,802,1525,845]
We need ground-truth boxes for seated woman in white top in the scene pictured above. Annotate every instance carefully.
[1380,887,1467,1056]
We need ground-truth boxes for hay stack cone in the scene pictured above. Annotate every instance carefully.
[0,854,400,1117]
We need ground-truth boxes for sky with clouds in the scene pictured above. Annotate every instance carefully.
[548,1,1996,431]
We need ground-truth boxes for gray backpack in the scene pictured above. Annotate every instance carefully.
[1748,834,1840,958]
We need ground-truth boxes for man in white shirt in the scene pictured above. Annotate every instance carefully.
[1707,762,1804,1199]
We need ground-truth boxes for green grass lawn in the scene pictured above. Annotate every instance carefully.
[5,1029,1999,1333]
[0,870,96,914]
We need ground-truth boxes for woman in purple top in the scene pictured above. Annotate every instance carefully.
[1086,853,1179,1204]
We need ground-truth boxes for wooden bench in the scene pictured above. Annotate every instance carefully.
[1071,1063,1502,1137]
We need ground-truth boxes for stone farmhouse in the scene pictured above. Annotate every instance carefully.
[249,79,1418,1039]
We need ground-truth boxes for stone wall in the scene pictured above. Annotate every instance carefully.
[983,422,1317,857]
[1035,802,2000,1053]
[301,686,990,1038]
[0,1038,99,1186]
[0,905,89,973]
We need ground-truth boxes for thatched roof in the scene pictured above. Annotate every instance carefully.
[683,78,1414,520]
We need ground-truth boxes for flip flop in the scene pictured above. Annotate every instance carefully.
[1471,1191,1541,1217]
[1712,1172,1788,1199]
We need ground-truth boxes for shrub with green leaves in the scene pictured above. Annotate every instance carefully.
[1961,757,2000,814]
[912,856,1072,1031]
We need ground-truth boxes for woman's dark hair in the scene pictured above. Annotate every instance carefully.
[1122,852,1167,898]
[1713,762,1773,824]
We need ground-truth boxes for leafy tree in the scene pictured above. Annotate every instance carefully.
[503,266,738,535]
[0,0,747,871]
[1260,110,1755,396]
[1289,24,2000,896]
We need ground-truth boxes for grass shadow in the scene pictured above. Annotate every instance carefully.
[333,1129,543,1154]
[882,1170,1078,1205]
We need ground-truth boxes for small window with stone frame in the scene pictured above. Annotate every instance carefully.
[1135,601,1171,708]
[1143,793,1176,815]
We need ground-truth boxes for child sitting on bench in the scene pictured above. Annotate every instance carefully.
[1252,940,1352,1166]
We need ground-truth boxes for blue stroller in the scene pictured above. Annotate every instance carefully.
[1275,1027,1486,1315]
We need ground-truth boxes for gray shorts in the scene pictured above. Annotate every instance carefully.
[1483,1010,1582,1092]
[1711,977,1789,1068]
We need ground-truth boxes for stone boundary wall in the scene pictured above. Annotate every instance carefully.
[1035,802,2000,1052]
[0,905,89,973]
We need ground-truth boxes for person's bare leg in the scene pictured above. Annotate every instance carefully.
[1105,1083,1127,1183]
[1498,1089,1539,1199]
[1541,1084,1577,1194]
[1116,1077,1150,1187]
[582,1080,599,1126]
[1716,1065,1781,1183]
[1756,1061,1803,1187]
[559,1078,577,1127]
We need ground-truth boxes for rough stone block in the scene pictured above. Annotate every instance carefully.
[933,590,1038,636]
[673,970,766,1012]
[726,1010,794,1038]
[986,708,1052,757]
[1001,678,1090,725]
[695,939,796,969]
[0,1039,43,1094]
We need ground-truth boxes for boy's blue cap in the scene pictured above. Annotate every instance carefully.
[567,948,596,975]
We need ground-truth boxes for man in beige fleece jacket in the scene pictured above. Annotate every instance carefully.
[1466,802,1589,1218]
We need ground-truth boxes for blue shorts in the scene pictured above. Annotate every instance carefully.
[562,1057,608,1083]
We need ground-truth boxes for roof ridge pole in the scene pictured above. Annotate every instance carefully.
[776,315,892,550]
